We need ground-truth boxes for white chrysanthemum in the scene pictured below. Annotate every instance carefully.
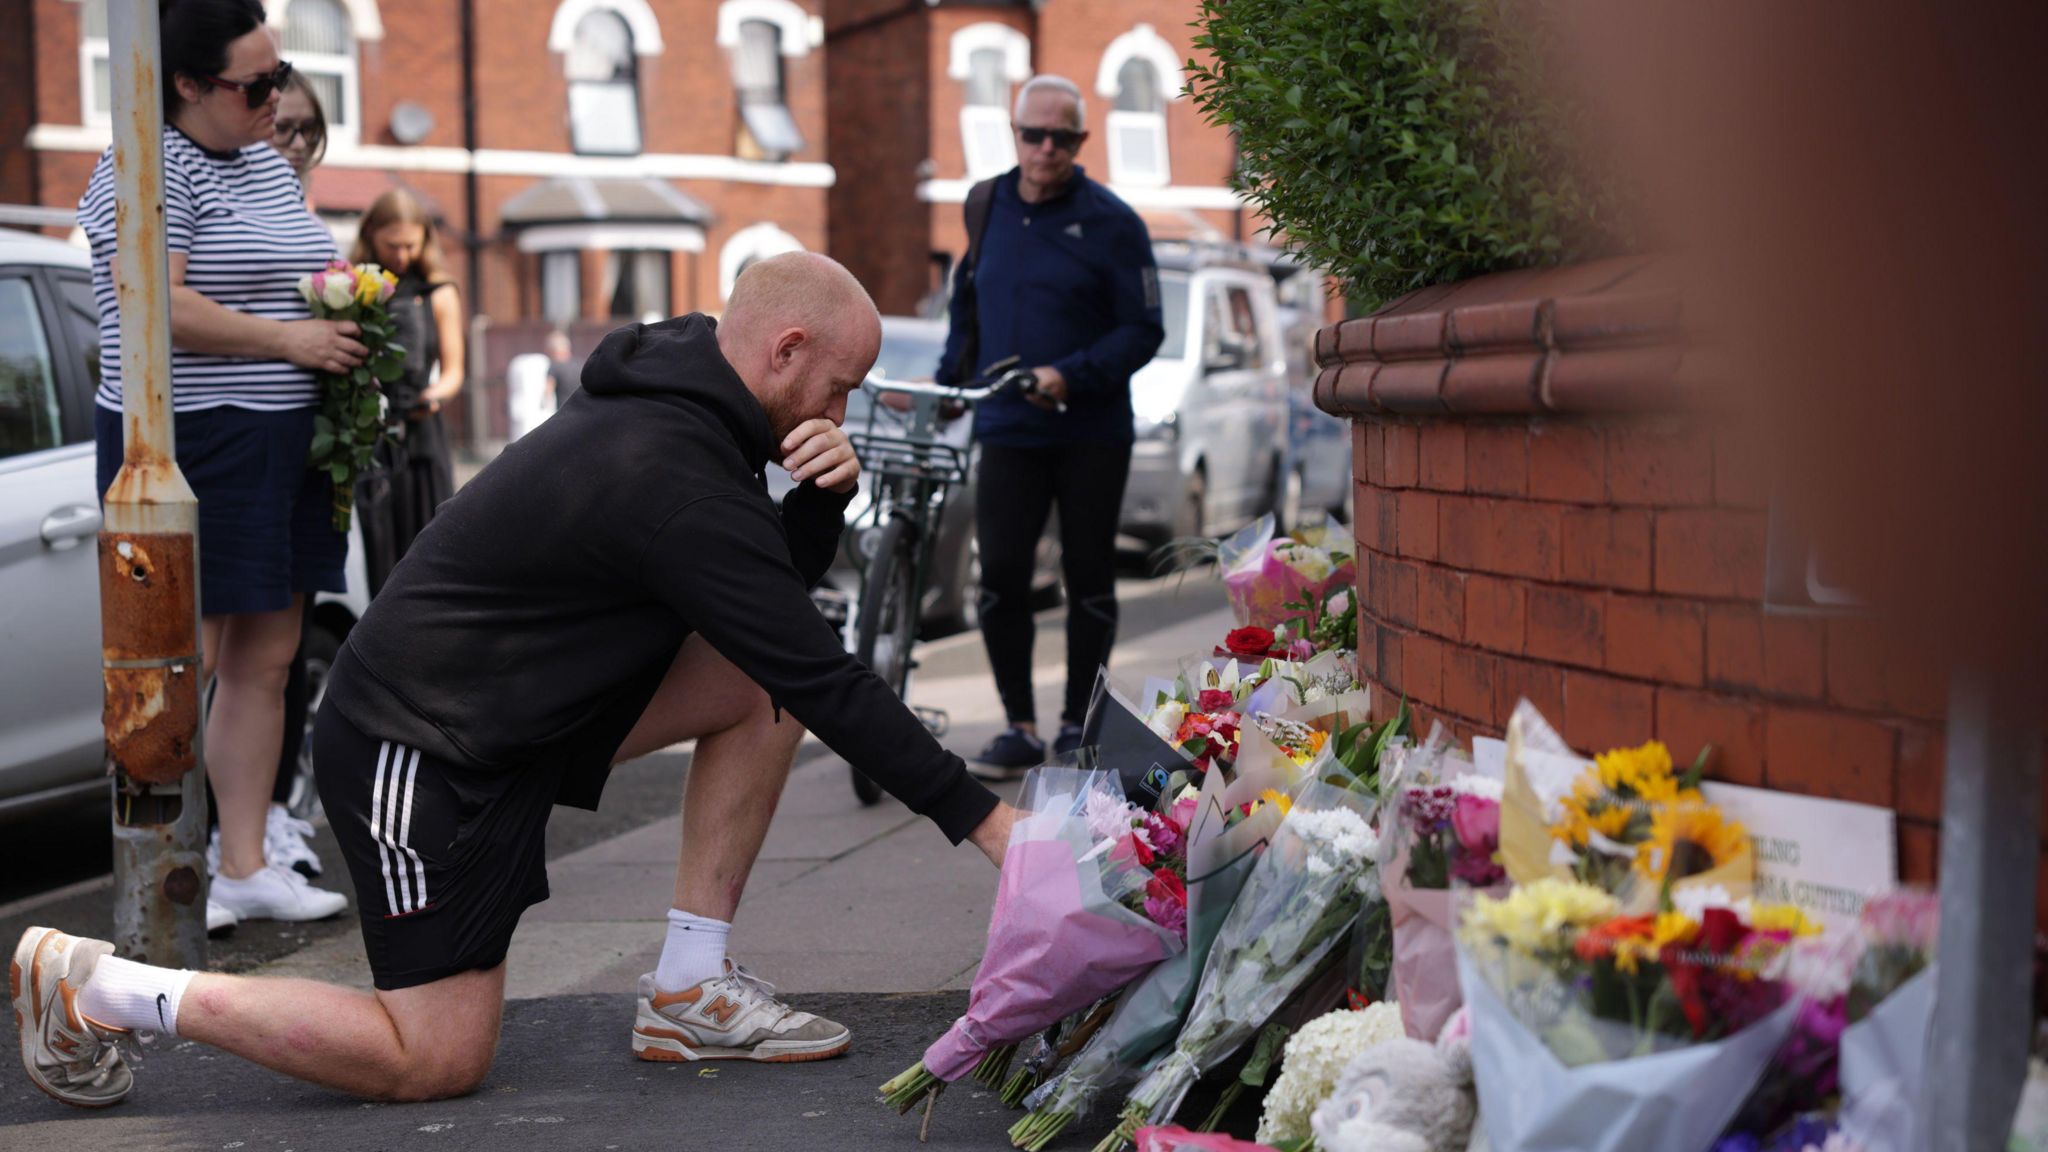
[1446,774,1504,801]
[1082,790,1141,844]
[1256,1004,1405,1146]
[1290,807,1376,868]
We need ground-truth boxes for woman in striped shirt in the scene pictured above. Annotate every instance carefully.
[80,0,352,925]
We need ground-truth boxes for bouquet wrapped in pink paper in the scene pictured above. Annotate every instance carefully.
[1216,514,1356,633]
[880,768,1187,1122]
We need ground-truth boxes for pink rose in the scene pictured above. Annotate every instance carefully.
[1451,793,1499,853]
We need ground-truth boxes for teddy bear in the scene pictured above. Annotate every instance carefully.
[1307,1009,1478,1152]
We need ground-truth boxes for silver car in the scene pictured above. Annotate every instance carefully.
[0,228,370,821]
[1120,251,1292,546]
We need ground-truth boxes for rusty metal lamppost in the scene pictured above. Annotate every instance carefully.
[100,0,208,968]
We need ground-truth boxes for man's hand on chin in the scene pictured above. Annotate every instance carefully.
[780,418,861,493]
[968,801,1023,868]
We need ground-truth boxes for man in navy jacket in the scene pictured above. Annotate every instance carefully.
[937,74,1167,773]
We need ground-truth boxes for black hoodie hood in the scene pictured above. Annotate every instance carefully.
[579,312,777,473]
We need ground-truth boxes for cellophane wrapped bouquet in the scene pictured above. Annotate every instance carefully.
[1093,781,1380,1152]
[879,767,1185,1123]
[1213,514,1357,633]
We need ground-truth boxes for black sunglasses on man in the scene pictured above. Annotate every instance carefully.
[1017,126,1086,153]
[199,61,295,109]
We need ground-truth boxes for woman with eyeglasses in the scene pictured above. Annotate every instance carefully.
[270,69,328,191]
[78,0,353,930]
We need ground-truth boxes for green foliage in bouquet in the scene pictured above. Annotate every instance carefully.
[299,260,405,531]
[1187,0,1624,308]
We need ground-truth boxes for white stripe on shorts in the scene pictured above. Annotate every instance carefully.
[397,746,428,912]
[370,741,400,914]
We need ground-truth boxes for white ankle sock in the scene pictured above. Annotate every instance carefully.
[77,955,197,1036]
[655,909,730,992]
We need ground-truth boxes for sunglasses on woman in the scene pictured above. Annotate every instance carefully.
[198,61,295,110]
[1017,126,1085,153]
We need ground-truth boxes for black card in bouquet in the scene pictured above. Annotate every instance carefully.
[1079,669,1190,807]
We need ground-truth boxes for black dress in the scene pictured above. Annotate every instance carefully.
[358,272,457,593]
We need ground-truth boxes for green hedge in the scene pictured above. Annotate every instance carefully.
[1188,0,1619,309]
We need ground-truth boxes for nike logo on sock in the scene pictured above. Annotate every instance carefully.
[156,993,169,1032]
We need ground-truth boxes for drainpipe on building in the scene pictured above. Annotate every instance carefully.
[102,0,207,968]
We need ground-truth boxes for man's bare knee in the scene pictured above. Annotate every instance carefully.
[382,1046,493,1102]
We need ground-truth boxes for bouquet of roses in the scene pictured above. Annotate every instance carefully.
[1094,782,1380,1152]
[1011,763,1284,1150]
[1457,877,1812,1152]
[1376,729,1509,1042]
[297,259,404,531]
[880,769,1186,1125]
[1834,891,1939,1152]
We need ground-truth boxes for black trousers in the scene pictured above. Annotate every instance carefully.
[974,441,1133,727]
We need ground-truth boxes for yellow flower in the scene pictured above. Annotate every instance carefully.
[1747,903,1822,938]
[1651,911,1699,949]
[1634,803,1748,885]
[1462,878,1619,955]
[353,269,382,306]
[1258,789,1293,817]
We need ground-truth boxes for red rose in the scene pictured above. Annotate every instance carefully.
[1223,626,1277,658]
[1145,869,1186,907]
[1197,689,1235,712]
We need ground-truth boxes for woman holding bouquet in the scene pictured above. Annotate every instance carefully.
[78,0,355,926]
[351,188,464,573]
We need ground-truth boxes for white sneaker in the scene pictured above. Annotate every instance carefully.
[264,804,322,878]
[210,865,347,923]
[206,900,237,936]
[10,927,133,1108]
[631,961,850,1063]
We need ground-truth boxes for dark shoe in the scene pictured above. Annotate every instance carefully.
[1051,724,1086,757]
[970,727,1045,780]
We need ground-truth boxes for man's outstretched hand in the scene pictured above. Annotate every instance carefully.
[781,418,860,493]
[968,800,1023,868]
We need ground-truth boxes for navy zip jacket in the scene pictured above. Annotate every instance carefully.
[326,314,999,845]
[936,166,1166,448]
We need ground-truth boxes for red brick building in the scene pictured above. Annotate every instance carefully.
[5,0,837,432]
[823,0,1253,317]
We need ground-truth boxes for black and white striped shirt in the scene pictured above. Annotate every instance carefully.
[79,126,337,412]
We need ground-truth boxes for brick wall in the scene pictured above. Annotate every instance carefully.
[824,0,933,315]
[1317,259,2002,915]
[1034,0,1234,192]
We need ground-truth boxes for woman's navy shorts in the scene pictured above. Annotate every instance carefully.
[95,404,347,617]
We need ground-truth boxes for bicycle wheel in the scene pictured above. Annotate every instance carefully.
[851,518,919,806]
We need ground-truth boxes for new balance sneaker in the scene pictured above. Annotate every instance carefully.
[631,962,850,1063]
[264,804,323,879]
[10,927,132,1108]
[969,726,1045,780]
[209,864,347,923]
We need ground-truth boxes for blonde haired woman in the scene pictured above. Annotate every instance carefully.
[352,188,464,576]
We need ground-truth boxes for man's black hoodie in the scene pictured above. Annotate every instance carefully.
[326,314,999,844]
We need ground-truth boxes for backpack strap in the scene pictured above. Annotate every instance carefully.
[954,176,1001,376]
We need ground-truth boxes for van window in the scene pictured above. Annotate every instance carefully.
[1154,270,1189,359]
[1202,282,1265,368]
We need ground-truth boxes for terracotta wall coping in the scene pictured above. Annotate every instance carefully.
[1313,257,1694,419]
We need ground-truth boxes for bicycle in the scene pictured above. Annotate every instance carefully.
[842,356,1048,804]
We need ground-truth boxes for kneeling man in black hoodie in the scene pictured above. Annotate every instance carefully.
[13,253,1023,1109]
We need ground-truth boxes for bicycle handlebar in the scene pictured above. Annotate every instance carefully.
[860,355,1065,412]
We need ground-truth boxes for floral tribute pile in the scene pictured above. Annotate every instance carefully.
[871,518,1923,1152]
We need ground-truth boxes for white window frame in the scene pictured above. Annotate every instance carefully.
[272,0,365,150]
[548,0,664,55]
[1105,108,1169,188]
[79,19,110,129]
[950,24,1030,182]
[1096,23,1181,188]
[715,0,818,57]
[718,221,804,300]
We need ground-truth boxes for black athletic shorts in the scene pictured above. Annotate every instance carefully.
[313,706,562,991]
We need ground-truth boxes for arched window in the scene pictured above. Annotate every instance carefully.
[732,20,801,160]
[278,0,359,148]
[1097,24,1180,187]
[719,222,804,301]
[949,23,1030,181]
[566,9,641,156]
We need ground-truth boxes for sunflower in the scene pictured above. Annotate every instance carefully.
[1257,788,1294,817]
[1635,803,1748,886]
